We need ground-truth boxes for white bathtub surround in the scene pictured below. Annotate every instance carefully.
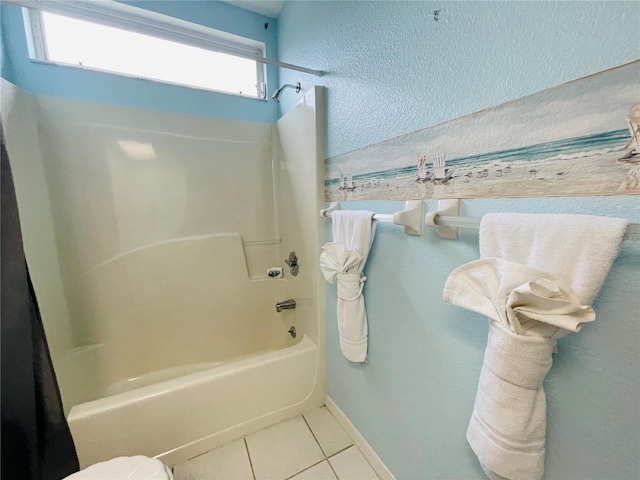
[444,213,628,480]
[3,82,327,469]
[320,211,377,362]
[173,406,379,480]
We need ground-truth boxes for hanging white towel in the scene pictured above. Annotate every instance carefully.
[319,210,376,362]
[445,259,594,480]
[445,213,628,480]
[480,213,628,304]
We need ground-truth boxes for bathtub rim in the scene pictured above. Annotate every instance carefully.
[67,334,314,423]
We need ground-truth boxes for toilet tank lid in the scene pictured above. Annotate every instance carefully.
[64,455,172,480]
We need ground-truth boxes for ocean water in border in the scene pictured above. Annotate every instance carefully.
[325,61,640,201]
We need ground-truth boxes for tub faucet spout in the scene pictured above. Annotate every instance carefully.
[276,299,296,312]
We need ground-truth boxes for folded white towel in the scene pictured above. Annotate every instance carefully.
[446,213,628,480]
[480,213,628,304]
[319,210,376,362]
[445,259,595,480]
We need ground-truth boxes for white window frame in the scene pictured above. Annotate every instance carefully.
[20,0,267,98]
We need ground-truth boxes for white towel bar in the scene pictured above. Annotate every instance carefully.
[425,200,640,242]
[321,200,640,242]
[431,215,639,241]
[320,201,423,236]
[321,202,393,222]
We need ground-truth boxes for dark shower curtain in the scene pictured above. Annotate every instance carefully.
[1,134,80,479]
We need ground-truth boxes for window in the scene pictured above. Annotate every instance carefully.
[23,2,267,98]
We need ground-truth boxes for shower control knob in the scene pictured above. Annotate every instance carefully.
[285,251,299,276]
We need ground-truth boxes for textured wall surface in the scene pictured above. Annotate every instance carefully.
[278,1,638,158]
[0,1,280,123]
[278,2,640,479]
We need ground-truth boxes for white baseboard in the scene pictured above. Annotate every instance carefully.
[325,396,395,480]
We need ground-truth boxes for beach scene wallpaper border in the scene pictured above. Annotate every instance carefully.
[325,60,640,202]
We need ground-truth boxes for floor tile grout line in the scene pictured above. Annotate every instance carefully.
[320,407,357,480]
[305,409,365,479]
[302,413,329,459]
[302,412,342,479]
[283,458,327,480]
[329,445,380,480]
[327,444,354,460]
[325,445,359,480]
[326,456,341,480]
[301,411,353,458]
[244,437,257,480]
[173,409,374,480]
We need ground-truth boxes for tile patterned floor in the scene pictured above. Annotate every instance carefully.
[173,406,379,480]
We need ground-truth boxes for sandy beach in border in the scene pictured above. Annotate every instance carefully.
[325,151,640,201]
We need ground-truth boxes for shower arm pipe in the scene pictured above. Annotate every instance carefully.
[6,0,324,77]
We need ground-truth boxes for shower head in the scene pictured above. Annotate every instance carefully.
[272,82,301,103]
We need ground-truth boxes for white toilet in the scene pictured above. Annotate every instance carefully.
[64,455,173,479]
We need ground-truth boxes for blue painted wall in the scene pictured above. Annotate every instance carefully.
[278,1,638,158]
[0,1,279,123]
[278,2,640,479]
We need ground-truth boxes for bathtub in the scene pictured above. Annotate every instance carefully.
[57,233,324,467]
[4,82,326,469]
[68,334,321,468]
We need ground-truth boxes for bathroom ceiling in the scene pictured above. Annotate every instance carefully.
[220,0,285,19]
